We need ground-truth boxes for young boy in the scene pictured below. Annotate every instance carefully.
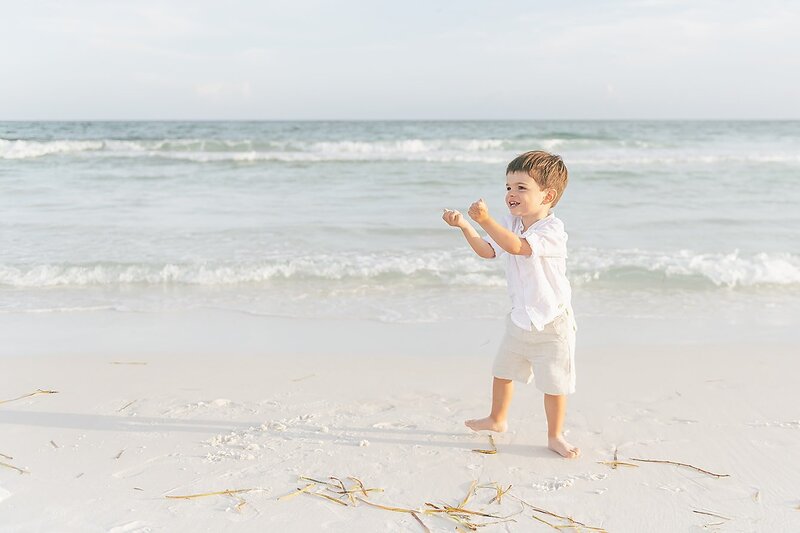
[442,150,579,458]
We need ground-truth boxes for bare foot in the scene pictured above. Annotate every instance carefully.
[548,435,580,459]
[464,417,508,433]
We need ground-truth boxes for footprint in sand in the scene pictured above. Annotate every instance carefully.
[531,477,574,491]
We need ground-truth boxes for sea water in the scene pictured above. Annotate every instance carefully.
[1,121,798,327]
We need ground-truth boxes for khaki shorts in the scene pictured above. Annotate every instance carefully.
[492,310,576,395]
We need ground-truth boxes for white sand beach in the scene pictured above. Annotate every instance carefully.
[2,310,798,532]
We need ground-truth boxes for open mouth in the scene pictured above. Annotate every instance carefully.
[509,201,520,208]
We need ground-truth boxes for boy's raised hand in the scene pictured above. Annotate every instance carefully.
[468,198,489,223]
[442,208,467,228]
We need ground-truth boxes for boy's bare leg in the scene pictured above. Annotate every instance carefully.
[544,393,580,458]
[465,377,512,432]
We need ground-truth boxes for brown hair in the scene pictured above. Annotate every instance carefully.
[506,150,569,207]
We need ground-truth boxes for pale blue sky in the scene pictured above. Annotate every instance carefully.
[1,0,798,119]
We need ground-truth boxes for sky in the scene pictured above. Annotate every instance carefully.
[1,0,799,120]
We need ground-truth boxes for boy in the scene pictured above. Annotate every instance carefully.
[442,150,579,458]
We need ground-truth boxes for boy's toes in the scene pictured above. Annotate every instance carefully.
[548,436,580,459]
[566,446,580,458]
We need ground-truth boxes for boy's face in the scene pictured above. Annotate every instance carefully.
[505,171,553,216]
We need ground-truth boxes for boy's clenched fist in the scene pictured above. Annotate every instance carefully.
[442,208,467,228]
[468,198,489,223]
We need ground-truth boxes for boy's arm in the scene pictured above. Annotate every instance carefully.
[442,209,496,259]
[468,199,532,256]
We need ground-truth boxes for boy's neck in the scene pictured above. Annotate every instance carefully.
[521,210,552,231]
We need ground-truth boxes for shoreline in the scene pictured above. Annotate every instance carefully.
[2,305,798,360]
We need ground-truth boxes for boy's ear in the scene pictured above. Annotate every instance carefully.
[543,188,557,205]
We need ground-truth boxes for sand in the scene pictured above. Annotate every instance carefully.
[1,311,799,532]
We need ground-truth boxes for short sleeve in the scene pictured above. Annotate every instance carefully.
[485,214,513,259]
[521,219,567,258]
[486,234,506,259]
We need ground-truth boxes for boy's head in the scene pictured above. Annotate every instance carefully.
[505,151,569,215]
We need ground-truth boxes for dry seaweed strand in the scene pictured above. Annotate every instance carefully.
[0,452,13,460]
[355,496,417,513]
[327,486,384,497]
[693,510,731,521]
[424,503,478,531]
[410,512,431,533]
[438,505,504,519]
[491,484,512,505]
[472,435,498,454]
[597,460,639,469]
[531,513,559,530]
[299,476,340,487]
[118,400,137,412]
[509,494,606,532]
[354,498,449,533]
[348,476,369,497]
[165,488,257,500]
[307,490,349,506]
[1,461,29,474]
[459,480,478,508]
[114,449,125,460]
[475,516,520,528]
[330,476,355,504]
[450,515,478,531]
[277,483,317,501]
[289,475,513,532]
[329,486,383,495]
[598,447,641,469]
[50,440,59,449]
[630,458,730,478]
[0,389,58,405]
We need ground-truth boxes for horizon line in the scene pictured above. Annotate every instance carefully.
[2,118,799,122]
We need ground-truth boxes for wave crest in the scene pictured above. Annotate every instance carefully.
[1,249,797,289]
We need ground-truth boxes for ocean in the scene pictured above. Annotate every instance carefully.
[1,121,798,327]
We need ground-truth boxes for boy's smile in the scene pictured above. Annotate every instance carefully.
[506,171,552,222]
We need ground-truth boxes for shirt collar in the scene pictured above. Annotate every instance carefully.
[516,212,554,235]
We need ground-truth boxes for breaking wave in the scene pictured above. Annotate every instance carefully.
[1,249,797,289]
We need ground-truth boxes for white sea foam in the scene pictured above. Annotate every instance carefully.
[570,154,800,166]
[4,136,800,166]
[0,253,502,287]
[1,249,797,289]
[571,248,800,288]
[0,139,104,159]
[0,137,511,160]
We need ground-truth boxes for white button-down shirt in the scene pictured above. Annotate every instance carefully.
[486,212,573,332]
